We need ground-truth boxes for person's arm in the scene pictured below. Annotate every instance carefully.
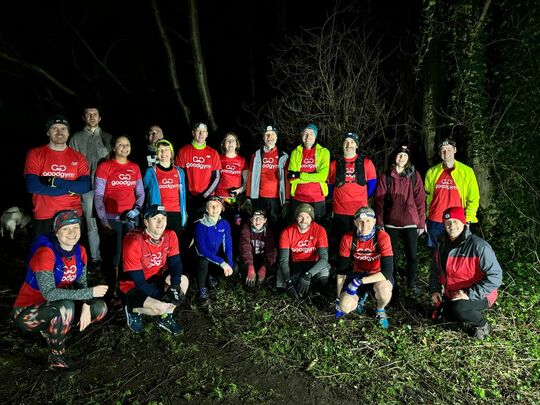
[50,175,91,195]
[194,223,226,266]
[129,270,163,299]
[25,174,68,196]
[464,168,480,223]
[35,271,93,301]
[239,225,254,266]
[203,170,220,198]
[93,177,109,226]
[134,179,145,210]
[299,148,330,183]
[308,247,329,275]
[278,248,291,281]
[467,242,503,301]
[365,159,377,197]
[414,171,427,226]
[166,254,182,286]
[223,221,234,267]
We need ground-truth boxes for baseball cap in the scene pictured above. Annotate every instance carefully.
[46,114,70,131]
[144,204,167,219]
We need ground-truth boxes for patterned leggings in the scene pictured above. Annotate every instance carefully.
[13,299,107,355]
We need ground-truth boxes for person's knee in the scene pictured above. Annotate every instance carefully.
[339,294,358,314]
[90,298,108,321]
[448,299,475,322]
[374,280,393,302]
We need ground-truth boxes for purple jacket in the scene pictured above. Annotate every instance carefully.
[374,166,426,228]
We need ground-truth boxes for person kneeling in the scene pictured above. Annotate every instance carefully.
[429,207,502,339]
[238,209,277,287]
[12,210,108,372]
[335,207,394,329]
[120,205,188,335]
[277,203,330,299]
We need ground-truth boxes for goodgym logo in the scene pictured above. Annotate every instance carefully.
[291,239,315,253]
[222,163,240,175]
[42,163,75,178]
[111,172,136,186]
[186,155,211,169]
[262,156,277,170]
[61,264,78,283]
[159,178,178,189]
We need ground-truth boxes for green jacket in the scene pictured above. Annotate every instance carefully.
[288,143,330,197]
[424,160,480,223]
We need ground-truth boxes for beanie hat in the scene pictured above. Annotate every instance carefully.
[295,203,315,220]
[438,138,456,150]
[144,204,168,219]
[443,207,466,225]
[46,115,70,132]
[264,125,278,135]
[53,210,80,232]
[154,139,174,156]
[252,209,267,218]
[303,123,318,138]
[354,206,376,220]
[344,132,360,147]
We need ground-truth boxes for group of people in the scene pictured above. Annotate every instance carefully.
[13,107,503,372]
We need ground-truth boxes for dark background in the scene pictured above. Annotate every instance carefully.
[0,0,422,211]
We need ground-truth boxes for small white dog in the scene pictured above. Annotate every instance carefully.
[1,207,32,239]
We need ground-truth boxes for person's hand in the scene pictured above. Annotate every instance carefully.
[222,263,234,277]
[417,227,425,237]
[39,176,56,187]
[162,285,185,305]
[228,188,239,197]
[79,303,91,331]
[92,285,109,298]
[246,265,256,287]
[345,277,363,296]
[451,290,469,301]
[297,272,312,297]
[431,292,443,305]
[287,171,300,180]
[286,279,299,299]
[257,266,267,285]
[126,208,140,220]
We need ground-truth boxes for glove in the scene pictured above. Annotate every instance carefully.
[335,298,345,319]
[228,188,238,197]
[126,208,140,220]
[257,266,267,286]
[39,176,56,187]
[281,201,291,219]
[345,277,363,296]
[287,171,300,180]
[286,279,299,300]
[246,264,256,287]
[297,272,312,297]
[162,285,185,305]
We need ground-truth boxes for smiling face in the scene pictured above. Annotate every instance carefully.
[302,129,316,149]
[296,212,312,232]
[148,126,164,145]
[47,123,69,147]
[193,126,208,145]
[83,108,101,129]
[250,214,267,231]
[223,134,238,154]
[156,144,172,165]
[444,218,465,241]
[56,223,81,250]
[343,138,357,156]
[206,200,223,219]
[439,144,456,165]
[113,136,131,159]
[263,131,277,149]
[144,213,167,238]
[395,152,409,168]
[355,216,376,236]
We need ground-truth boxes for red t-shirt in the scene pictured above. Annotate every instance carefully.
[175,144,221,195]
[259,148,280,198]
[156,166,181,212]
[95,160,142,215]
[215,154,247,198]
[24,145,90,219]
[428,169,462,222]
[339,230,392,274]
[14,245,88,307]
[294,148,324,203]
[279,222,328,262]
[328,156,377,216]
[120,229,180,294]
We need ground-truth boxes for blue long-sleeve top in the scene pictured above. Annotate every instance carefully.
[128,254,182,299]
[143,165,188,227]
[25,174,91,196]
[194,215,233,267]
[367,178,377,197]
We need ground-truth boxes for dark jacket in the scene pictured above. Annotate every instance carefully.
[374,166,426,228]
[238,223,277,269]
[429,228,502,306]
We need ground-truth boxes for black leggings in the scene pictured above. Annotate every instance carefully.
[442,298,489,327]
[384,227,418,288]
[13,298,107,354]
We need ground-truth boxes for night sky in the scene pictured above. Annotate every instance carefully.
[0,0,421,210]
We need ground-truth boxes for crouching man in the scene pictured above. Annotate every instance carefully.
[429,207,502,339]
[336,207,394,329]
[120,205,188,335]
[277,203,330,298]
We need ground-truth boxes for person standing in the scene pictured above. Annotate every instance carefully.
[287,124,330,222]
[137,125,164,171]
[374,145,425,294]
[424,138,480,248]
[68,106,113,270]
[24,115,91,236]
[327,131,377,254]
[246,125,290,225]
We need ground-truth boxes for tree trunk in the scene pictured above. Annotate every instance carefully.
[151,0,191,127]
[188,0,217,132]
[420,41,439,166]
